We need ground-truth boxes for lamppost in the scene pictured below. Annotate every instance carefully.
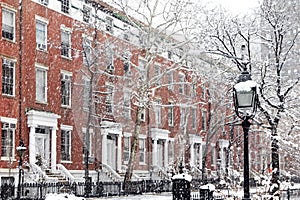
[16,139,26,200]
[233,57,258,200]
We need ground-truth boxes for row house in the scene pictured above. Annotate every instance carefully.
[0,0,236,188]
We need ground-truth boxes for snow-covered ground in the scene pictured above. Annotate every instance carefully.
[45,193,172,200]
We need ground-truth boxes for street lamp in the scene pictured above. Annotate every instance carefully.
[233,62,258,200]
[16,139,26,200]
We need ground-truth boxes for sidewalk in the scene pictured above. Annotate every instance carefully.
[87,192,172,200]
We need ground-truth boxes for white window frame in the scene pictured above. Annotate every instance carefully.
[106,46,114,71]
[2,58,16,97]
[105,84,114,114]
[123,89,131,118]
[179,73,185,94]
[202,109,207,131]
[105,17,113,33]
[35,16,48,51]
[61,125,73,162]
[168,71,174,91]
[168,102,174,127]
[0,117,17,160]
[180,107,186,126]
[154,64,161,86]
[139,137,146,164]
[2,8,16,42]
[123,132,131,164]
[61,0,70,14]
[154,99,162,126]
[61,27,72,59]
[35,64,48,103]
[83,76,91,110]
[61,70,72,107]
[191,107,197,129]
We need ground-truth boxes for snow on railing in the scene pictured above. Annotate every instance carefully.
[102,163,122,181]
[57,164,84,183]
[30,163,58,183]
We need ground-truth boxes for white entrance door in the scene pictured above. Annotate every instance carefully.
[35,127,50,168]
[157,140,164,167]
[107,135,116,170]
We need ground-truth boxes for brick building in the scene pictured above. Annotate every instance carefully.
[0,0,238,191]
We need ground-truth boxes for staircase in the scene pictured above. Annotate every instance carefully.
[45,169,72,193]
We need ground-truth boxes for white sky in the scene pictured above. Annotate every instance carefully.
[204,0,261,14]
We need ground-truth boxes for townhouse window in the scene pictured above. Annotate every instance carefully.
[179,107,183,125]
[83,5,91,23]
[211,145,216,166]
[82,128,93,163]
[138,59,146,81]
[168,141,174,163]
[2,59,15,96]
[191,83,196,97]
[1,120,16,158]
[61,126,72,161]
[139,138,146,163]
[168,102,174,127]
[105,85,114,114]
[202,109,207,131]
[61,72,72,107]
[36,20,47,51]
[36,67,48,103]
[61,0,70,14]
[124,90,131,118]
[154,99,161,125]
[179,73,185,94]
[2,8,15,41]
[83,78,90,110]
[106,47,114,71]
[105,17,113,33]
[192,107,197,129]
[124,136,130,163]
[61,30,71,58]
[82,37,92,66]
[123,53,131,75]
[154,64,161,86]
[39,0,49,6]
[168,71,174,91]
[140,108,146,122]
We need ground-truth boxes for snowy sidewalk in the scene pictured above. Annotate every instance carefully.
[87,193,172,200]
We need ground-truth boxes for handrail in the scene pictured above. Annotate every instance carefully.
[30,163,58,183]
[102,163,122,181]
[57,164,84,183]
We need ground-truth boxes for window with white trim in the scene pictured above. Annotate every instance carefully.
[168,102,174,127]
[61,29,71,58]
[191,107,197,129]
[82,37,92,66]
[179,73,185,94]
[124,90,131,118]
[36,66,48,103]
[1,119,16,159]
[124,136,130,163]
[39,0,49,6]
[105,85,114,114]
[2,58,15,96]
[36,19,47,51]
[2,8,15,41]
[61,72,72,107]
[202,109,207,131]
[61,0,70,14]
[139,138,146,163]
[154,64,161,86]
[168,71,174,91]
[83,77,90,110]
[106,47,114,71]
[61,125,72,161]
[106,17,113,33]
[154,99,161,125]
[180,107,185,126]
[83,5,91,23]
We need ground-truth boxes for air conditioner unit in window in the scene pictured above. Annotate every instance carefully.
[37,43,46,50]
[40,0,49,6]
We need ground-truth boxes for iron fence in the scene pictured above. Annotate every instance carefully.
[0,179,172,200]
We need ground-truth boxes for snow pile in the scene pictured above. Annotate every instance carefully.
[45,193,85,200]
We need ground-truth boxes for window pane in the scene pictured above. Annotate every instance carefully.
[2,9,14,40]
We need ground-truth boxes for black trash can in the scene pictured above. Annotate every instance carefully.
[172,173,192,200]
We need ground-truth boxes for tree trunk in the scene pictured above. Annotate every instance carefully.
[123,106,142,193]
[271,126,280,198]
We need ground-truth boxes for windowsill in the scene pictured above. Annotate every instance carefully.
[2,94,15,99]
[61,105,71,109]
[36,48,48,53]
[61,55,72,61]
[61,160,72,164]
[1,157,16,161]
[139,162,146,166]
[2,37,16,43]
[36,100,48,105]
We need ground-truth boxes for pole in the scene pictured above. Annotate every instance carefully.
[242,119,251,200]
[17,154,22,199]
